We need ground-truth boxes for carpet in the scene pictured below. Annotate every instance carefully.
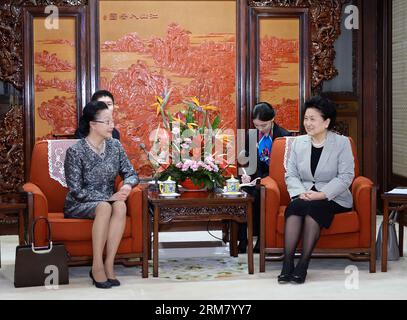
[1,235,249,283]
[151,256,248,281]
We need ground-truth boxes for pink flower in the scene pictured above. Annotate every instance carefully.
[181,143,190,149]
[204,165,213,172]
[172,127,180,135]
[204,156,215,164]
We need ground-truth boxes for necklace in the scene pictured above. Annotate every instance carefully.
[86,138,106,155]
[311,138,326,148]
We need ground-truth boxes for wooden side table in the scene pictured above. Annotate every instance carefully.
[0,192,33,268]
[148,191,254,277]
[381,191,407,272]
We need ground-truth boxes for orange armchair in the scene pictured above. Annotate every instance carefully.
[259,137,376,273]
[23,141,149,278]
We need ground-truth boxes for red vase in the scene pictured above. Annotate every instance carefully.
[180,178,205,191]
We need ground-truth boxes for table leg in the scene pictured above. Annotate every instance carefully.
[399,215,404,257]
[247,202,254,274]
[229,221,238,257]
[382,200,389,272]
[153,206,159,277]
[18,209,25,245]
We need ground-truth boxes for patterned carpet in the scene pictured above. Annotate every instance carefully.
[150,256,249,281]
[0,235,249,283]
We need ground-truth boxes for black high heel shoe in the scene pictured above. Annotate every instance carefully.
[277,260,294,284]
[107,278,121,286]
[89,270,112,289]
[277,273,292,283]
[238,239,247,254]
[290,264,308,284]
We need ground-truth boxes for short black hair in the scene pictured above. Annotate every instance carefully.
[78,101,109,137]
[252,102,275,121]
[303,96,337,130]
[91,90,115,104]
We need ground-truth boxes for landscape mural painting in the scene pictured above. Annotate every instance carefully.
[29,2,301,178]
[258,18,300,132]
[99,0,237,177]
[33,17,77,140]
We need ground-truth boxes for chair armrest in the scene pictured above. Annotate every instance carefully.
[261,176,281,247]
[261,176,281,219]
[126,185,143,250]
[22,182,49,245]
[22,182,48,220]
[127,185,143,217]
[352,176,375,247]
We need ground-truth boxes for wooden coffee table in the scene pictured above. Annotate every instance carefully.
[148,191,254,277]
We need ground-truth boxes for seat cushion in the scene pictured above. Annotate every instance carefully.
[276,206,360,236]
[48,212,132,241]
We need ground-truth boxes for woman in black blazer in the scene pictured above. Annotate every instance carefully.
[239,102,291,253]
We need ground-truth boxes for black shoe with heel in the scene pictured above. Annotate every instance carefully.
[238,239,247,254]
[277,259,294,284]
[290,263,308,284]
[89,270,112,289]
[108,278,121,286]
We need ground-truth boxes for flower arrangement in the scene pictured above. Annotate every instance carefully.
[148,89,233,190]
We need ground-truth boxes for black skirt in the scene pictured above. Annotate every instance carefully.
[285,198,351,229]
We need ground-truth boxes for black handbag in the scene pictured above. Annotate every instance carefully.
[14,216,69,288]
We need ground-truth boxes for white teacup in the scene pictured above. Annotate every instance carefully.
[225,175,240,193]
[159,177,176,194]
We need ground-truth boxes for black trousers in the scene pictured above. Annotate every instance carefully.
[238,186,260,240]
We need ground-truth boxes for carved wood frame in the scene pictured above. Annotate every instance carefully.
[247,7,310,132]
[237,0,347,129]
[0,1,88,89]
[23,6,87,178]
[247,0,347,91]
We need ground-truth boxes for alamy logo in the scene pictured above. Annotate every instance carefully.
[344,265,359,290]
[344,5,359,30]
[44,265,59,289]
[44,5,59,30]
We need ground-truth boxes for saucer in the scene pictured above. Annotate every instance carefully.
[158,192,181,198]
[221,191,245,197]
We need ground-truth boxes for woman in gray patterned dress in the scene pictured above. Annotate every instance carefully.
[64,100,139,289]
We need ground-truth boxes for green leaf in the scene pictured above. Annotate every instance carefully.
[211,115,220,130]
[168,113,173,124]
[200,110,207,134]
[186,104,195,124]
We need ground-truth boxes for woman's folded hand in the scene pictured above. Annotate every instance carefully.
[299,191,327,201]
[109,184,132,201]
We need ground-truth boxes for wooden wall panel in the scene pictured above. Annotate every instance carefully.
[23,6,87,178]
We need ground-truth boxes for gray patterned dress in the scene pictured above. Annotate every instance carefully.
[63,138,139,219]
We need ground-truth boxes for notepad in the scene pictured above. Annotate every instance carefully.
[239,177,261,188]
[385,188,407,195]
